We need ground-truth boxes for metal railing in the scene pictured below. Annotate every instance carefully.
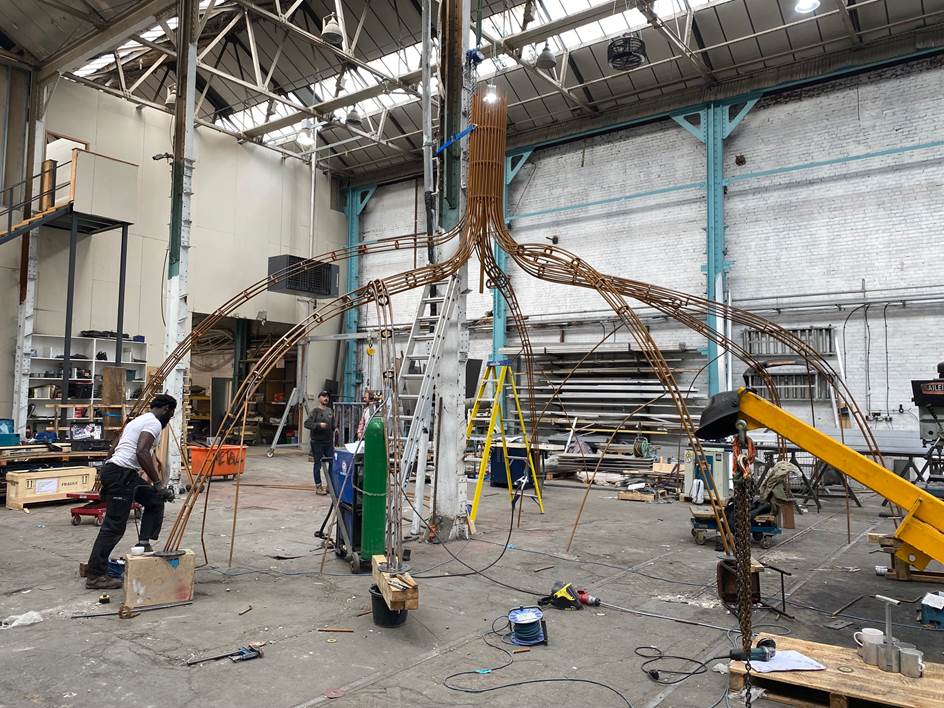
[0,159,73,236]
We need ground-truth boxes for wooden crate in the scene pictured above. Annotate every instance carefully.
[372,555,419,610]
[5,466,95,510]
[729,633,944,708]
[618,488,667,503]
[124,549,195,609]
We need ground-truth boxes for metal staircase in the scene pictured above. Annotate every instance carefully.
[394,275,460,534]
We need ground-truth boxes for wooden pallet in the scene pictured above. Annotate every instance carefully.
[729,633,944,707]
[618,488,667,503]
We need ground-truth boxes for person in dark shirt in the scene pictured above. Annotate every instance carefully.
[304,390,335,495]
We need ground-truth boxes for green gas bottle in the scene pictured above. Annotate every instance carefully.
[360,417,388,559]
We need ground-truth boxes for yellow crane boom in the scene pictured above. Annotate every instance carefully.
[697,388,944,571]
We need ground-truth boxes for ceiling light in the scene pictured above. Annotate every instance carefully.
[297,119,315,147]
[535,42,556,72]
[321,13,343,46]
[608,33,648,71]
[164,83,177,106]
[483,83,498,104]
[345,107,363,128]
[794,0,820,12]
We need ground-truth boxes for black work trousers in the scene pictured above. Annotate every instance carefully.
[310,441,333,485]
[87,462,164,577]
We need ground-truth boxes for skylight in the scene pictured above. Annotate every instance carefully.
[258,0,725,147]
[73,0,731,148]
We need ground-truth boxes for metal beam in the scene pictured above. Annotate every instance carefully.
[638,0,716,83]
[243,9,264,87]
[833,0,863,44]
[163,0,198,486]
[62,71,304,161]
[39,0,177,82]
[502,0,637,50]
[341,186,375,402]
[230,0,398,84]
[37,0,104,28]
[480,29,596,114]
[494,150,532,362]
[245,0,638,140]
[112,31,403,152]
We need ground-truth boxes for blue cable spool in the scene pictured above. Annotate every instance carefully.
[507,606,546,646]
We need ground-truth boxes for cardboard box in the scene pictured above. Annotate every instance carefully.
[124,549,195,609]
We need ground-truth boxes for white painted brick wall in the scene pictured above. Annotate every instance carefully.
[359,57,944,430]
[725,57,944,429]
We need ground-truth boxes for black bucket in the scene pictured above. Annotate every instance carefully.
[369,584,407,628]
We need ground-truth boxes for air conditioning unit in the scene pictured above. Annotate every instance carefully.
[267,255,339,298]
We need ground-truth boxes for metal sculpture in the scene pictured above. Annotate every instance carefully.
[152,91,881,566]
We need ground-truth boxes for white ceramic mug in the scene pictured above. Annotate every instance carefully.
[854,627,884,646]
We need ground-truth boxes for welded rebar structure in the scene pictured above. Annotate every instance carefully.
[161,91,884,568]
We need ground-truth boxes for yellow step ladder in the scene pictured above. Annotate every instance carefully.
[466,359,544,523]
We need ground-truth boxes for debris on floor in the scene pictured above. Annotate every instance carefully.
[1,611,43,628]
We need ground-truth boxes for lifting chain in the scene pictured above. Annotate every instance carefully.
[732,425,756,707]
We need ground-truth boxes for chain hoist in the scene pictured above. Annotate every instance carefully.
[732,420,757,707]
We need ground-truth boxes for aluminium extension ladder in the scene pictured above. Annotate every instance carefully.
[394,275,460,534]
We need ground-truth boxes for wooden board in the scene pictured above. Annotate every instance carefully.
[618,489,667,503]
[371,555,419,610]
[690,506,718,520]
[100,366,126,406]
[729,633,944,708]
[124,550,195,609]
[0,449,107,468]
[5,466,95,509]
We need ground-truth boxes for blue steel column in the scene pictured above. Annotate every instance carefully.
[493,151,532,362]
[672,98,758,396]
[342,186,376,402]
[705,104,725,396]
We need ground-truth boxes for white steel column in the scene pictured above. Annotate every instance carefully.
[163,0,197,485]
[432,0,472,541]
[12,75,51,435]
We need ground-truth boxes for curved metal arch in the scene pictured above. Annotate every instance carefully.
[164,89,883,558]
[133,222,465,419]
[164,234,476,550]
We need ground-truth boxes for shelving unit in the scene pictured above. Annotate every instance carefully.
[27,334,148,433]
[495,343,708,439]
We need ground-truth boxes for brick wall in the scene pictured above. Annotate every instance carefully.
[359,56,944,430]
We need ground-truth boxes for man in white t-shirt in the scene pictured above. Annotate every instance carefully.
[85,394,177,589]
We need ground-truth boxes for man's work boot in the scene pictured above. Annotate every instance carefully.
[86,575,123,590]
[317,485,328,496]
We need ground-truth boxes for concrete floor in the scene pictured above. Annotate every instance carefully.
[1,448,942,708]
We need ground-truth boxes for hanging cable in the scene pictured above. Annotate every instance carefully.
[840,304,865,380]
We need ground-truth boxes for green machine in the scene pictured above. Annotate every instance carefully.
[360,417,388,561]
[327,417,387,573]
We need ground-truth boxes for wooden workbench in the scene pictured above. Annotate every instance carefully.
[729,633,944,707]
